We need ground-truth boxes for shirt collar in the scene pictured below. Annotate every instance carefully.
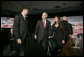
[42,19,46,21]
[21,13,26,18]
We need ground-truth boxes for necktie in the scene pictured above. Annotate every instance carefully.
[25,16,28,24]
[43,20,45,29]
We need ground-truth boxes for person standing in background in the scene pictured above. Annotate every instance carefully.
[61,16,69,44]
[61,16,73,47]
[68,23,73,48]
[10,26,15,50]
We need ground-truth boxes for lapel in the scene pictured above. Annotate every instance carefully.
[21,14,27,25]
[45,20,48,29]
[41,20,48,30]
[41,20,44,30]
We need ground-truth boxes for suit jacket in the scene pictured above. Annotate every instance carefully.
[13,14,28,39]
[35,19,51,43]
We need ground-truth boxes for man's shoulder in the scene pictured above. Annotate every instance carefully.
[68,23,72,26]
[46,20,50,22]
[15,13,22,17]
[61,20,64,24]
[68,23,71,25]
[37,20,42,23]
[38,19,43,22]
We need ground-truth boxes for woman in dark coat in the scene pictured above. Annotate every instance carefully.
[49,16,65,56]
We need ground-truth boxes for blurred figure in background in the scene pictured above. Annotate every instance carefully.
[68,22,73,48]
[60,16,73,56]
[9,26,16,51]
[61,16,73,45]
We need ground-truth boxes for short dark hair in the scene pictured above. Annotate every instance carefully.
[21,8,29,12]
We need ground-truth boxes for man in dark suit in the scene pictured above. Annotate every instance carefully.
[34,12,51,56]
[13,8,29,56]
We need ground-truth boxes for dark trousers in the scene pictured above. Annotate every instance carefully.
[10,39,16,50]
[51,48,62,56]
[0,44,3,56]
[15,39,24,56]
[41,39,48,56]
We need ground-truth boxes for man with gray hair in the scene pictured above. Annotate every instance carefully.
[34,12,51,56]
[61,16,73,44]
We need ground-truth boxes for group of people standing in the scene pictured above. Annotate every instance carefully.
[13,8,73,56]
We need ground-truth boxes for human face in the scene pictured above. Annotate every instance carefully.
[23,9,29,16]
[63,17,68,21]
[54,17,59,23]
[42,13,48,19]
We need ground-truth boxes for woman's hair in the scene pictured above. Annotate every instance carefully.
[53,16,63,28]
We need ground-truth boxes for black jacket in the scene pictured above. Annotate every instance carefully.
[50,25,65,48]
[61,20,69,36]
[13,14,29,39]
[68,23,73,35]
[35,20,51,43]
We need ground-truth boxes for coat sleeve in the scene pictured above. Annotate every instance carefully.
[35,20,40,35]
[48,21,52,36]
[13,15,20,39]
[62,28,66,40]
[68,23,73,35]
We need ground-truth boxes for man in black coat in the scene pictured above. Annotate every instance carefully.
[61,16,73,44]
[13,8,29,56]
[68,23,73,36]
[34,12,51,56]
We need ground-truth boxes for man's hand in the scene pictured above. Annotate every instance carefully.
[17,38,22,44]
[62,40,65,44]
[34,35,37,40]
[48,36,53,38]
